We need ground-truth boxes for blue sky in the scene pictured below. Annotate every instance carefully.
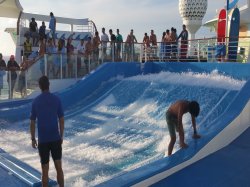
[0,0,247,56]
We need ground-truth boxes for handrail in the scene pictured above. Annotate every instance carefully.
[1,35,250,101]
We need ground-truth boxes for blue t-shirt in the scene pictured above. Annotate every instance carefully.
[30,92,64,143]
[49,16,56,31]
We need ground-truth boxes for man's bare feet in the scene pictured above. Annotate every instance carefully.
[192,134,201,139]
[180,142,188,149]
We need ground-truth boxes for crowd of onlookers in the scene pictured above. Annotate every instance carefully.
[0,10,192,99]
[22,11,191,67]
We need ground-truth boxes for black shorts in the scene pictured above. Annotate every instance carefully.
[38,140,62,165]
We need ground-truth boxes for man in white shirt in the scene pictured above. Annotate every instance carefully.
[101,27,109,60]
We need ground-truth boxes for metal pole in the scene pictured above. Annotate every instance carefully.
[25,70,27,97]
[198,40,200,62]
[60,54,63,79]
[75,54,77,79]
[88,55,90,73]
[226,0,230,61]
[8,71,12,99]
[44,54,47,76]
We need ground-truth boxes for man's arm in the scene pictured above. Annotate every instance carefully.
[134,36,138,43]
[30,120,37,148]
[59,117,64,143]
[177,31,182,41]
[191,115,201,139]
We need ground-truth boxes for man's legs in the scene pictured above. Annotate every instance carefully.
[38,142,50,187]
[178,125,188,149]
[167,116,177,156]
[41,163,49,187]
[51,140,64,187]
[168,136,176,156]
[54,160,64,187]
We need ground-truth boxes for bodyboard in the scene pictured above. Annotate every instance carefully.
[217,9,226,43]
[228,8,240,62]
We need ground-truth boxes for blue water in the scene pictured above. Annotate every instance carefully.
[0,69,245,186]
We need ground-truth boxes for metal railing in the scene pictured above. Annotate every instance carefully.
[98,36,250,63]
[1,36,250,101]
[0,70,27,100]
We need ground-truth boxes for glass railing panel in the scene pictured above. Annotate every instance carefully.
[0,71,9,100]
[0,70,28,100]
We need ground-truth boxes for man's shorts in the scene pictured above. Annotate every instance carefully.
[38,140,62,165]
[166,111,178,138]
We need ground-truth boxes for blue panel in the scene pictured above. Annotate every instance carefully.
[153,128,250,187]
[1,62,250,186]
[0,149,57,187]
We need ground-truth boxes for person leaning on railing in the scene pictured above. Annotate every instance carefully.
[7,55,20,99]
[160,32,166,60]
[116,29,123,61]
[164,29,171,60]
[125,29,137,62]
[17,61,28,98]
[150,30,157,60]
[170,27,178,60]
[77,38,85,71]
[92,31,101,63]
[177,24,189,60]
[143,33,151,61]
[66,38,75,78]
[101,28,109,61]
[84,37,93,73]
[56,39,67,78]
[0,53,6,96]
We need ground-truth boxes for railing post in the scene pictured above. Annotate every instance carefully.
[8,71,12,99]
[60,54,63,79]
[121,43,123,61]
[88,55,91,73]
[198,40,200,62]
[132,44,134,62]
[75,54,78,79]
[177,41,180,62]
[44,54,47,76]
[25,70,27,97]
[112,43,115,62]
[101,45,104,64]
[140,44,143,63]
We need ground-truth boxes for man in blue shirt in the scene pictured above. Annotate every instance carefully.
[49,12,56,46]
[30,75,64,187]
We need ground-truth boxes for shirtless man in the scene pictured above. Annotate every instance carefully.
[150,30,157,59]
[166,100,201,156]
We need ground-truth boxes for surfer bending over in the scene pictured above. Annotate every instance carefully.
[166,100,201,156]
